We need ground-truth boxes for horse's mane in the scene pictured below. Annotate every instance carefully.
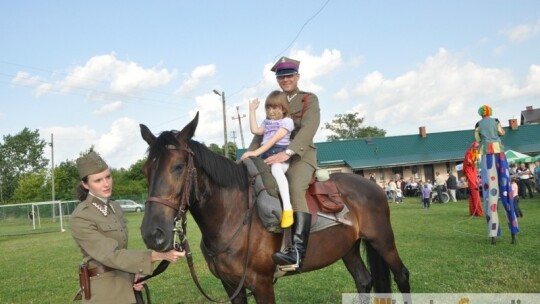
[188,140,249,190]
[146,130,248,190]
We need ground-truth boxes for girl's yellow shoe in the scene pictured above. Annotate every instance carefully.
[281,210,294,228]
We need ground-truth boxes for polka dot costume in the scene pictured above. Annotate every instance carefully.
[480,152,519,237]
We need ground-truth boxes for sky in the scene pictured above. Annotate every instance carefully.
[1,1,539,169]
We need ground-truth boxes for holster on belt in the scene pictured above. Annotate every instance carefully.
[79,262,91,300]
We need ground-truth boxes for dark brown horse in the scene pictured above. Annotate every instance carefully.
[139,113,410,303]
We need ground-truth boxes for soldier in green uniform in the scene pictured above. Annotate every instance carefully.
[71,151,184,303]
[248,57,320,272]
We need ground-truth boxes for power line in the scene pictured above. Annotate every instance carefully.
[227,0,332,99]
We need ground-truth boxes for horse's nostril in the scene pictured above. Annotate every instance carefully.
[153,227,166,247]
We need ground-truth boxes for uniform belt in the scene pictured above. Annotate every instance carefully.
[87,265,114,277]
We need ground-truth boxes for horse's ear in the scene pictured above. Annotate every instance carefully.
[140,124,156,146]
[177,112,199,141]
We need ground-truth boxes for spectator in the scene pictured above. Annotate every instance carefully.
[535,160,540,194]
[388,179,398,203]
[369,173,377,183]
[421,183,432,209]
[457,176,469,200]
[516,162,534,199]
[433,172,446,203]
[511,177,523,218]
[446,171,458,202]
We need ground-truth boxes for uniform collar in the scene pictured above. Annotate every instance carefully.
[286,88,300,102]
[88,193,115,216]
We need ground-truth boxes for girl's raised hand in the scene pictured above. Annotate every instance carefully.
[249,99,260,111]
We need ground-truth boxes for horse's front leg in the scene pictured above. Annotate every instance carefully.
[221,280,248,304]
[250,277,276,304]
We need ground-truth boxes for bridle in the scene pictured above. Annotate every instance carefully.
[144,143,257,303]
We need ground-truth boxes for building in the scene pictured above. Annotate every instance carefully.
[521,105,540,125]
[315,120,540,187]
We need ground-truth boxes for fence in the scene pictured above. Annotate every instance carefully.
[0,200,78,236]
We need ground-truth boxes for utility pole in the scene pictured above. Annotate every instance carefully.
[50,133,55,201]
[213,90,228,158]
[231,131,237,146]
[232,106,246,149]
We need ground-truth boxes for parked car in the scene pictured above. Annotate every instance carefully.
[116,199,144,212]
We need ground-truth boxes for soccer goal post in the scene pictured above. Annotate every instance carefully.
[0,200,78,236]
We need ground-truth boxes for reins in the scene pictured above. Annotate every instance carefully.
[144,143,258,303]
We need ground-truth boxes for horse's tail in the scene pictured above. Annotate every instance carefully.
[365,240,391,293]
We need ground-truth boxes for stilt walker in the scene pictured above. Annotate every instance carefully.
[475,105,519,245]
[463,142,483,217]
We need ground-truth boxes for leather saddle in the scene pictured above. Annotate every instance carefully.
[306,177,345,218]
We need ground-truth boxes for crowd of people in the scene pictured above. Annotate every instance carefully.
[375,158,539,209]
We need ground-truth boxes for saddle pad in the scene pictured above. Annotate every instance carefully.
[242,157,282,233]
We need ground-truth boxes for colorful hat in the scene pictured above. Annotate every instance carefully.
[478,105,492,117]
[76,151,109,179]
[271,57,300,76]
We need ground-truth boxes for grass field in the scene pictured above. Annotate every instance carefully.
[1,196,539,303]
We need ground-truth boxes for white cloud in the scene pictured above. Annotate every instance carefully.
[347,48,535,136]
[521,64,540,96]
[43,119,147,169]
[13,53,177,101]
[334,88,349,100]
[12,71,41,86]
[42,125,100,163]
[93,101,123,115]
[290,48,342,93]
[175,64,217,96]
[95,117,146,169]
[502,19,540,43]
[189,93,229,144]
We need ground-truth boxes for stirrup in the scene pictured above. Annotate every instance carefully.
[278,263,300,272]
[276,248,300,272]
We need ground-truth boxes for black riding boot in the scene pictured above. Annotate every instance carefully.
[272,212,311,272]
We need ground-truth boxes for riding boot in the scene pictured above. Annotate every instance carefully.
[272,212,311,272]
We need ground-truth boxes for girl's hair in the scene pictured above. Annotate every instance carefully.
[265,90,289,116]
[76,177,89,201]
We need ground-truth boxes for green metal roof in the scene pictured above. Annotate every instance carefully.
[315,124,540,169]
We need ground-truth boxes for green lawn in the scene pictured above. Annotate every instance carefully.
[0,196,538,303]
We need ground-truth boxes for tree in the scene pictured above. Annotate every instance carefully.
[111,160,148,202]
[324,112,386,141]
[48,160,80,201]
[206,142,237,160]
[225,142,238,160]
[208,143,223,155]
[0,128,48,203]
[12,171,48,203]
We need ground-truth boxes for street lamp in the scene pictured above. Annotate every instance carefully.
[213,90,229,158]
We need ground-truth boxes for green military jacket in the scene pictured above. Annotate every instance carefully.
[249,89,320,168]
[71,195,152,303]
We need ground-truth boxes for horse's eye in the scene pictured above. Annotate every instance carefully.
[173,164,184,172]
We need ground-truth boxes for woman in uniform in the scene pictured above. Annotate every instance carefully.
[71,151,184,303]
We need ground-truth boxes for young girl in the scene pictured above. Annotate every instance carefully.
[422,183,432,209]
[241,91,294,228]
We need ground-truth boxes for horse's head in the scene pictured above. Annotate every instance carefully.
[139,112,199,251]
